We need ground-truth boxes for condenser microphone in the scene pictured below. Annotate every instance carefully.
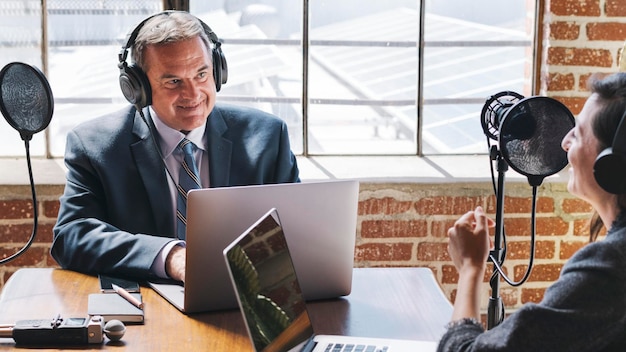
[0,62,54,265]
[482,92,574,186]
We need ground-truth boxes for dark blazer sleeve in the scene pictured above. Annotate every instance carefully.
[51,106,174,279]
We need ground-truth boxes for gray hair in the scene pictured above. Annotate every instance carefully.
[131,11,212,71]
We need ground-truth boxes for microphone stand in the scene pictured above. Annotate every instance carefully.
[487,146,506,329]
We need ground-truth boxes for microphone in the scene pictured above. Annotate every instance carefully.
[0,62,54,265]
[480,91,575,329]
[482,92,574,186]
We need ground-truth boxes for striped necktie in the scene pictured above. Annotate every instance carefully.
[176,138,201,240]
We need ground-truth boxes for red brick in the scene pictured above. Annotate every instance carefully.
[537,217,569,236]
[587,22,626,41]
[432,219,456,238]
[550,96,588,115]
[0,247,46,266]
[547,47,613,67]
[42,200,60,219]
[0,201,34,220]
[499,287,519,307]
[502,218,532,236]
[550,0,601,16]
[416,242,449,261]
[550,22,580,40]
[521,288,546,303]
[359,197,412,215]
[415,196,484,215]
[537,197,555,213]
[0,223,53,243]
[355,243,413,261]
[562,198,593,213]
[504,214,569,236]
[560,240,587,259]
[516,263,562,282]
[441,264,458,284]
[573,218,591,237]
[547,72,576,91]
[361,220,427,238]
[506,240,555,260]
[606,0,626,16]
[579,73,593,91]
[503,197,533,213]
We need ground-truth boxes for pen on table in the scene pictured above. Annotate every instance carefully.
[111,283,144,310]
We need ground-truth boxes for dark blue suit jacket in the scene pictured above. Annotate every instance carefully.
[51,103,299,279]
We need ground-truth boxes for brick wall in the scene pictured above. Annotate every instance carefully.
[542,0,626,104]
[0,181,595,318]
[0,185,62,283]
[356,181,594,315]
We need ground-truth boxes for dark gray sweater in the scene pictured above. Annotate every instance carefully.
[438,216,626,351]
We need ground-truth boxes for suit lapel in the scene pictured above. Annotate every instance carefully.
[207,107,233,187]
[130,108,174,235]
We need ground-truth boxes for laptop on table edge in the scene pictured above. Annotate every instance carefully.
[149,179,359,313]
[223,208,438,352]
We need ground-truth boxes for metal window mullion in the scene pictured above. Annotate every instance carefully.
[416,0,425,156]
[42,0,51,158]
[302,0,309,156]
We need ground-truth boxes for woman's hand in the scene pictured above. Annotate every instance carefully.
[447,206,494,273]
[447,206,495,322]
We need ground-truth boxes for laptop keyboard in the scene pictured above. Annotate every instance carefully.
[323,343,389,352]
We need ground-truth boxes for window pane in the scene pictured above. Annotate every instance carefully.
[46,0,162,157]
[0,0,45,156]
[423,0,535,154]
[192,2,304,154]
[309,1,419,155]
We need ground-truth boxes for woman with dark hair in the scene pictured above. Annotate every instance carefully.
[438,72,626,351]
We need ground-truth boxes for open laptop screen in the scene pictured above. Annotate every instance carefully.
[224,209,314,352]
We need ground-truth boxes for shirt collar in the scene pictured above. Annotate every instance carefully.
[149,107,207,158]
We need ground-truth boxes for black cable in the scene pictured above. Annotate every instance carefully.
[0,140,38,265]
[489,186,537,287]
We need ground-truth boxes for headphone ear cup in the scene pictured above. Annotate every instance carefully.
[212,46,228,92]
[594,147,626,194]
[119,63,151,108]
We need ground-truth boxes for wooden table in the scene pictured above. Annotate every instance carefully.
[0,267,452,350]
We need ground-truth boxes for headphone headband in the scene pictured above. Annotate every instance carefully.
[118,11,228,108]
[118,10,220,65]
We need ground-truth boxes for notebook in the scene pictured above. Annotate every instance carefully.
[223,208,438,352]
[87,293,144,323]
[149,179,359,313]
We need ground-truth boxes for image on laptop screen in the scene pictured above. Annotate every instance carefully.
[224,208,438,352]
[224,209,314,352]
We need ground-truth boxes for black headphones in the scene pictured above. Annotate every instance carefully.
[118,11,228,108]
[593,110,626,194]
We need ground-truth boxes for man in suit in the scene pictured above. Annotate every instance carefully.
[51,11,299,282]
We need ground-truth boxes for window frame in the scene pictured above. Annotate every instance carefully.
[14,0,540,158]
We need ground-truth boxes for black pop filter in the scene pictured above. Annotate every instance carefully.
[0,62,54,141]
[0,62,54,265]
[482,92,574,186]
[499,96,574,186]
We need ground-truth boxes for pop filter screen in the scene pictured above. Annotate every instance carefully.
[499,96,574,186]
[0,62,54,140]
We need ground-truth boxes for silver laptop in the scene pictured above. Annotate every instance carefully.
[149,179,359,313]
[224,208,438,352]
